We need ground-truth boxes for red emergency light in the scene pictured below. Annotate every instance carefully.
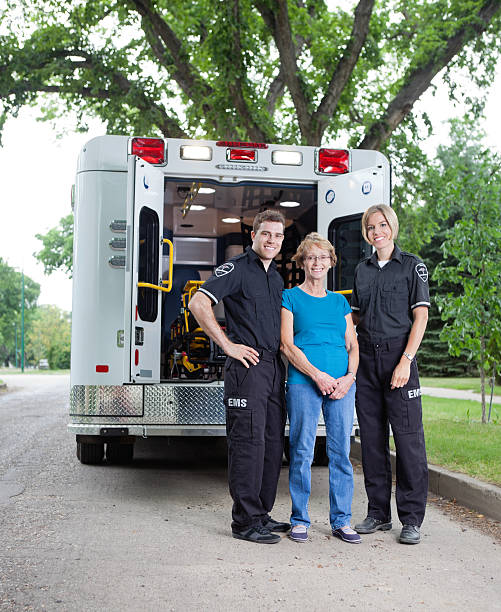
[227,148,257,162]
[131,137,166,165]
[96,365,109,373]
[216,141,268,149]
[317,149,349,174]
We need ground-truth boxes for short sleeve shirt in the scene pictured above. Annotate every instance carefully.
[198,247,284,352]
[282,287,351,384]
[351,245,430,343]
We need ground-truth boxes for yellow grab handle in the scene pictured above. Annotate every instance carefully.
[161,238,173,292]
[137,238,174,294]
[335,289,352,295]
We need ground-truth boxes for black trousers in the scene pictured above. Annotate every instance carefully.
[356,337,428,527]
[224,352,286,531]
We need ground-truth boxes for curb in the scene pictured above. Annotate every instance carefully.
[350,438,501,522]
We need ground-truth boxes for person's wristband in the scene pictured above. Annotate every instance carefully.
[403,352,414,362]
[347,371,356,381]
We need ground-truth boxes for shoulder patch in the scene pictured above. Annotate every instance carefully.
[415,263,428,283]
[215,262,235,277]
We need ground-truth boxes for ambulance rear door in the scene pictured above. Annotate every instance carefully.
[125,156,165,383]
[317,164,390,292]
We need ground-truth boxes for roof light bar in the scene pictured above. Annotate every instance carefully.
[272,150,303,166]
[216,141,268,149]
[130,137,166,165]
[317,148,349,174]
[180,145,212,161]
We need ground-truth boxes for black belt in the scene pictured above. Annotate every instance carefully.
[358,335,408,351]
[257,348,281,362]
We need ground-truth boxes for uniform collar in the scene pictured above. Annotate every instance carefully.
[247,245,278,270]
[368,244,403,266]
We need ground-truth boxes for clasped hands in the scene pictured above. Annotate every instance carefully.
[314,371,353,399]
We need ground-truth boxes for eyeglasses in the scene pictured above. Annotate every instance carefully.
[305,255,330,262]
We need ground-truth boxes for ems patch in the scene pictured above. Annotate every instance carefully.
[415,263,428,283]
[215,262,235,277]
[407,388,421,399]
[227,398,248,407]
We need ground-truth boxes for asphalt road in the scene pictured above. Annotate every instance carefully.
[1,374,500,611]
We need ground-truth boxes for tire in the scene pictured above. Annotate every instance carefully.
[106,442,134,464]
[283,437,290,463]
[77,441,104,465]
[313,438,329,466]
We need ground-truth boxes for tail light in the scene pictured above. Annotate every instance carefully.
[130,137,166,165]
[216,141,268,149]
[227,148,256,162]
[317,149,349,174]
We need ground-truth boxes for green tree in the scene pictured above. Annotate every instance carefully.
[25,305,72,369]
[433,141,501,422]
[34,213,74,276]
[0,259,40,365]
[1,1,500,149]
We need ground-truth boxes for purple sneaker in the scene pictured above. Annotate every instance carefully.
[289,524,308,543]
[332,525,362,544]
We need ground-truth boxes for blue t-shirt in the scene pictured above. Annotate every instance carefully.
[281,286,351,385]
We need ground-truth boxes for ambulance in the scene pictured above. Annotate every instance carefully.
[69,135,390,464]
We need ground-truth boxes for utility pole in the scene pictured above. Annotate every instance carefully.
[21,271,25,373]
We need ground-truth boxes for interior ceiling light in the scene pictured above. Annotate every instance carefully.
[189,205,206,211]
[222,217,240,224]
[199,187,215,194]
[280,201,300,208]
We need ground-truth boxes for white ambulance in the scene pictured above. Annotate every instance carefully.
[69,136,390,464]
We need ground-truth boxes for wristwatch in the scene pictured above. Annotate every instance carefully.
[403,352,414,362]
[347,371,356,381]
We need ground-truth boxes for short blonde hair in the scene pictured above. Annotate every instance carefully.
[361,205,399,242]
[292,232,337,268]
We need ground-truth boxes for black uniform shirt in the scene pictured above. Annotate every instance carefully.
[198,247,284,352]
[351,245,430,343]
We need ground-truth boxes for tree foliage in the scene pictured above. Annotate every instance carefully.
[25,304,71,369]
[34,213,74,276]
[1,0,500,149]
[0,258,40,365]
[430,125,501,421]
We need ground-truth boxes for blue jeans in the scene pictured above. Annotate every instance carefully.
[287,382,355,529]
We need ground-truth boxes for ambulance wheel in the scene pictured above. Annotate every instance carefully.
[77,441,104,465]
[313,438,328,466]
[283,437,290,463]
[106,442,134,464]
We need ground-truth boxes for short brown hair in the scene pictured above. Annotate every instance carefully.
[253,209,285,233]
[361,204,399,242]
[292,232,337,268]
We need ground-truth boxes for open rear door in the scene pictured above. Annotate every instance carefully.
[125,156,165,383]
[317,165,390,292]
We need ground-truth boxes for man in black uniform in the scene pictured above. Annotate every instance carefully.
[189,210,289,544]
[351,204,430,544]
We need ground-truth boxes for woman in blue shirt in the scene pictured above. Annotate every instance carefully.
[280,233,360,544]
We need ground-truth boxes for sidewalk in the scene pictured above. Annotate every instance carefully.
[421,386,501,404]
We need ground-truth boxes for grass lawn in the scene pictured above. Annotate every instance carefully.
[420,376,501,396]
[391,397,501,486]
[0,368,70,375]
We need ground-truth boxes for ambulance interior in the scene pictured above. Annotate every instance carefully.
[137,178,369,382]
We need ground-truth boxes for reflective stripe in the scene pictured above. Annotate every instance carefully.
[198,287,218,304]
[351,306,360,311]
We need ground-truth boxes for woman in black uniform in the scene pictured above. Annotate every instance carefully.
[351,204,430,545]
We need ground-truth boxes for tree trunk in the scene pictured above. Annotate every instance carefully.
[480,336,486,424]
